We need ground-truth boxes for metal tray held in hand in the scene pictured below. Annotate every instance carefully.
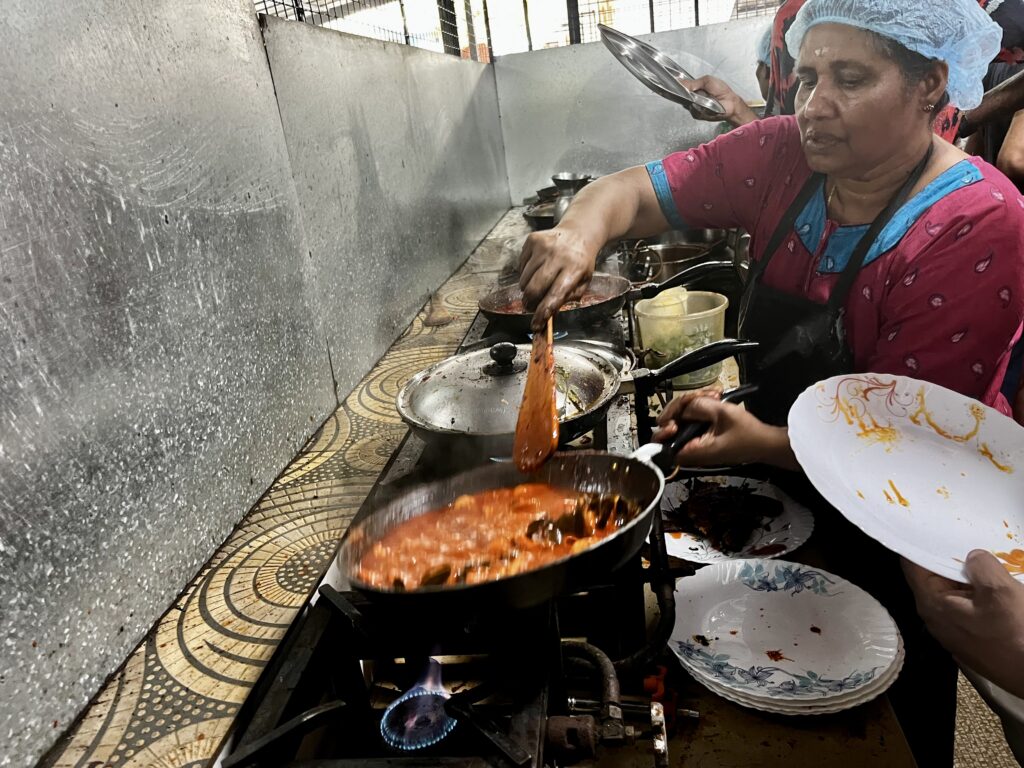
[598,23,725,117]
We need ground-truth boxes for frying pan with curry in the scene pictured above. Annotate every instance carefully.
[479,259,735,334]
[334,446,665,613]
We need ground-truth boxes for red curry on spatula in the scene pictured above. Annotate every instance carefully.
[513,316,559,472]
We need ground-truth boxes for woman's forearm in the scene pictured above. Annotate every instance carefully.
[754,425,801,471]
[557,166,669,251]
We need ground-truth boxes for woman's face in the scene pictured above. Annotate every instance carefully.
[794,24,940,177]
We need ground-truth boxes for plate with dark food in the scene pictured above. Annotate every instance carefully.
[661,476,813,563]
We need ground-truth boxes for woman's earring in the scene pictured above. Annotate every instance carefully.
[922,104,935,112]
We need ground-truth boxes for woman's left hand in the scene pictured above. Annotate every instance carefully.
[653,395,798,469]
[677,75,759,127]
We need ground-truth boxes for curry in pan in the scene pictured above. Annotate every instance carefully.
[357,482,641,590]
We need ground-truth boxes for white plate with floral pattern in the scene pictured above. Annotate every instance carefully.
[698,641,904,715]
[789,374,1024,583]
[661,476,814,563]
[670,559,900,703]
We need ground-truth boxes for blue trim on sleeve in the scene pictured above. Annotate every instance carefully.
[645,160,688,231]
[791,160,984,273]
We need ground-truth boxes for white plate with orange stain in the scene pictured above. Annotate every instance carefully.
[789,374,1024,583]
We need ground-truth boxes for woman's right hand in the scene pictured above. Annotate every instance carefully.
[678,75,758,127]
[518,225,597,330]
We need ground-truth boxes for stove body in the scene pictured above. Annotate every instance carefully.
[220,277,698,768]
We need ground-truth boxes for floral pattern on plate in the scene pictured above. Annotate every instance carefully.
[661,477,814,564]
[673,640,883,698]
[670,558,900,703]
[790,374,1024,583]
[738,561,837,596]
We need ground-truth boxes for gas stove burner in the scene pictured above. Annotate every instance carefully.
[380,659,457,751]
[380,687,457,750]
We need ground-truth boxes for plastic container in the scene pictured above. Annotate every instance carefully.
[635,290,729,388]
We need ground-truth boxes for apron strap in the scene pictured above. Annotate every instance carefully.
[744,140,935,321]
[739,170,824,329]
[825,142,935,314]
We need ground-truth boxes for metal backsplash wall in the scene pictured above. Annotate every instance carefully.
[494,18,770,203]
[261,17,510,397]
[0,3,508,766]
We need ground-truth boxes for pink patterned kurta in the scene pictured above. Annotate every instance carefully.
[647,116,1024,415]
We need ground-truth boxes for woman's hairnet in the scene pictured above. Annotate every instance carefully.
[756,24,772,67]
[785,0,1002,109]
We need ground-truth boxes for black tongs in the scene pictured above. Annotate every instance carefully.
[651,383,760,473]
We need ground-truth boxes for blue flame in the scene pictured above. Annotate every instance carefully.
[380,687,457,751]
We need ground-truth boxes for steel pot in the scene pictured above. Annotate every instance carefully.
[396,337,752,462]
[535,185,560,202]
[551,172,592,194]
[624,242,717,283]
[523,201,556,230]
[396,341,620,460]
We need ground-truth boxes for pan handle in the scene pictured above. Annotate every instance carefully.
[633,259,734,300]
[634,338,758,387]
[647,383,760,473]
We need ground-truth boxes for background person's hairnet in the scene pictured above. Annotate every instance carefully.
[756,24,772,67]
[785,0,1002,109]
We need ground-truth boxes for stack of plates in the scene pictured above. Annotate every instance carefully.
[670,559,903,715]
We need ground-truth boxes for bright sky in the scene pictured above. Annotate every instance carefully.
[321,0,750,57]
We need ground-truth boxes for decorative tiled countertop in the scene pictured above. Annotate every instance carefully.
[43,210,917,768]
[43,210,526,768]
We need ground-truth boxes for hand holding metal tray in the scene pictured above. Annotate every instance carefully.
[598,24,725,117]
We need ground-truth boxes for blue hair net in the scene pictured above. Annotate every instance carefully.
[785,0,1003,109]
[756,24,772,66]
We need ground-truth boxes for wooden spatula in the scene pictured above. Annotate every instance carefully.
[514,316,559,472]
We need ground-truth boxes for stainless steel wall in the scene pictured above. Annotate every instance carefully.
[262,17,510,397]
[494,18,771,203]
[0,4,509,766]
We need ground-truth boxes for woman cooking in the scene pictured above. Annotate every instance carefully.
[519,0,1024,764]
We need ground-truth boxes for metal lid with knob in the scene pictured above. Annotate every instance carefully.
[396,342,620,439]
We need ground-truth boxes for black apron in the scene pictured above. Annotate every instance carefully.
[736,142,958,767]
[738,143,935,425]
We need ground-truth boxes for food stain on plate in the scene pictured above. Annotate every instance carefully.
[856,490,865,500]
[836,396,901,449]
[994,549,1024,575]
[765,649,793,662]
[909,389,984,443]
[937,487,951,499]
[884,483,909,507]
[979,442,1014,474]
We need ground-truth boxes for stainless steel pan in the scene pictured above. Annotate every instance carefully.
[479,259,734,334]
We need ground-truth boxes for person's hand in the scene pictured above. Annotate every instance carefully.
[677,75,759,127]
[903,551,1024,699]
[653,392,790,468]
[518,225,596,330]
